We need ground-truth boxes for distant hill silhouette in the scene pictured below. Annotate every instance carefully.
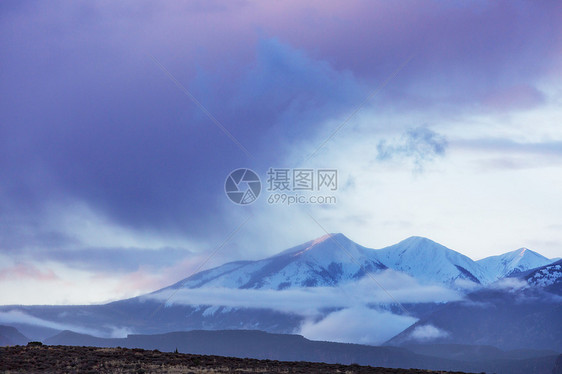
[44,329,559,374]
[0,325,29,346]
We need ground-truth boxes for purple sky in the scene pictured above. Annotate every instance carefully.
[1,0,562,304]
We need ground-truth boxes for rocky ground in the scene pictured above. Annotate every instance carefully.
[0,343,473,374]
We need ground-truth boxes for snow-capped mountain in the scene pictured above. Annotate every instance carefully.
[523,259,562,289]
[162,234,504,292]
[387,259,562,352]
[477,248,554,281]
[374,236,492,285]
[0,233,558,348]
[166,233,387,290]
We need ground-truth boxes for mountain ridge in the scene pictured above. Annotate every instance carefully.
[167,233,388,290]
[162,233,555,292]
[42,329,561,374]
[0,233,559,350]
[386,263,562,351]
[373,236,492,285]
[477,247,553,281]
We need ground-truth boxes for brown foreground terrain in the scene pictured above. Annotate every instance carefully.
[0,344,472,374]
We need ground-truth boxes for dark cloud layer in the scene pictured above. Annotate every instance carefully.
[1,0,561,267]
[0,2,368,245]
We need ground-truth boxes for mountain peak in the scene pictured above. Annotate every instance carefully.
[314,232,347,243]
[278,233,349,258]
[401,236,435,245]
[396,236,447,253]
[502,247,546,262]
[291,233,338,256]
[403,235,429,241]
[376,236,489,285]
[169,232,385,290]
[478,247,553,280]
[288,233,365,260]
[507,247,545,258]
[165,234,553,293]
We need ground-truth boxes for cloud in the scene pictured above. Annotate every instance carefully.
[2,0,562,305]
[376,127,448,171]
[0,310,102,337]
[0,263,59,282]
[36,247,195,273]
[458,299,493,309]
[0,250,224,305]
[143,271,463,316]
[0,28,365,254]
[0,233,199,279]
[482,84,545,111]
[0,224,80,252]
[228,38,364,144]
[276,1,562,111]
[4,0,559,251]
[409,324,449,342]
[108,254,219,297]
[453,278,483,291]
[146,286,347,317]
[453,138,562,158]
[489,277,529,291]
[299,307,417,345]
[0,310,132,338]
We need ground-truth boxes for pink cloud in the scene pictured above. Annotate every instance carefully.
[142,0,562,109]
[108,254,214,296]
[482,84,545,111]
[0,263,59,282]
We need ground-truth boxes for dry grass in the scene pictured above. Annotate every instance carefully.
[0,344,471,374]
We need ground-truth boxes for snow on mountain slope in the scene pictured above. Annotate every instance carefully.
[166,233,387,290]
[374,237,492,285]
[477,248,554,281]
[160,234,554,294]
[522,259,562,289]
